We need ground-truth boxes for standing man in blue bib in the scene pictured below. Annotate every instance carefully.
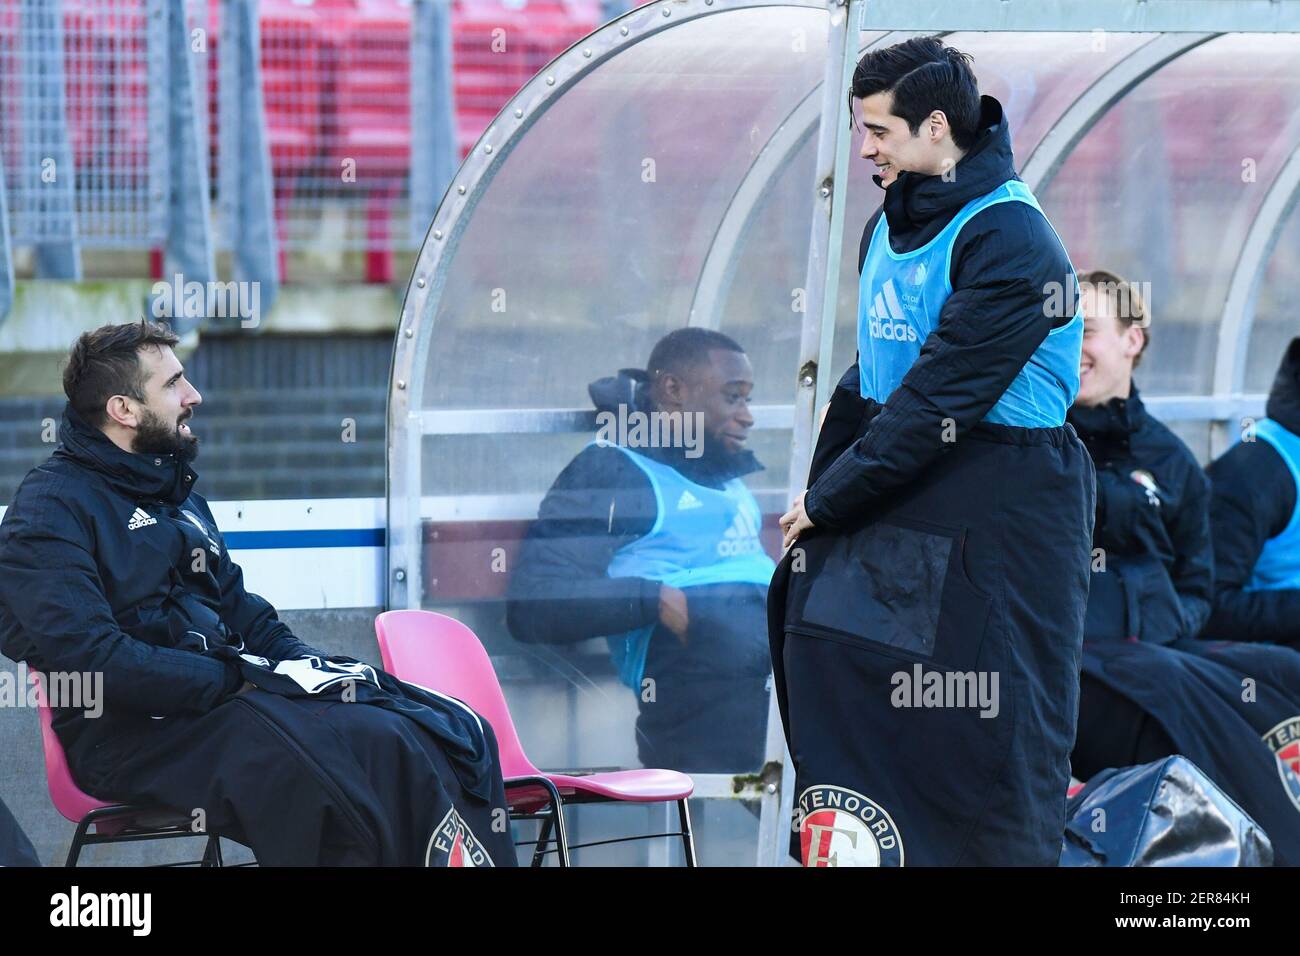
[769,38,1095,866]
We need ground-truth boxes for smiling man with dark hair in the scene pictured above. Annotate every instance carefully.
[770,36,1094,866]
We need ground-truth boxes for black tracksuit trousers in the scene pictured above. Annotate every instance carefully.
[770,392,1095,866]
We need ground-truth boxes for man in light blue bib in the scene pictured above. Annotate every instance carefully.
[508,330,777,774]
[770,37,1095,866]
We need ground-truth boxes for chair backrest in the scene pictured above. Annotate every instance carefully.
[374,610,541,779]
[32,674,114,823]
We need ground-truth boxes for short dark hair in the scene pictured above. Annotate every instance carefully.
[63,320,180,427]
[850,37,981,151]
[646,328,745,382]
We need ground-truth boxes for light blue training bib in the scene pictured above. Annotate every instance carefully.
[1243,418,1300,592]
[858,178,1083,427]
[600,443,776,690]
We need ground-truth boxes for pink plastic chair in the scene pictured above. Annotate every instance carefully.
[33,674,224,867]
[374,610,698,866]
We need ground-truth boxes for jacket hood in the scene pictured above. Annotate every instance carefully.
[1265,336,1300,435]
[879,95,1018,239]
[588,368,650,416]
[54,403,198,505]
[587,369,763,484]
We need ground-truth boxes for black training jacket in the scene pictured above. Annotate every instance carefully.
[1205,337,1300,645]
[0,405,325,769]
[804,95,1077,530]
[1067,386,1214,644]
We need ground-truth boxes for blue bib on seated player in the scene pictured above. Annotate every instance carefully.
[1244,418,1300,592]
[599,443,777,690]
[858,178,1083,427]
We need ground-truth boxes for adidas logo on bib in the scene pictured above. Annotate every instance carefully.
[677,490,702,511]
[717,509,762,557]
[127,507,156,531]
[868,280,919,343]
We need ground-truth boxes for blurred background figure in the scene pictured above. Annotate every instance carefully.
[507,329,775,774]
[1204,338,1300,651]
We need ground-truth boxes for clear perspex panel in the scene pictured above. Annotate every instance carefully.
[392,11,1300,864]
[398,3,829,864]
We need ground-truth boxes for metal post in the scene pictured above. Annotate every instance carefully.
[161,0,216,335]
[411,0,458,247]
[220,0,280,316]
[756,0,861,868]
[22,0,80,279]
[0,159,13,322]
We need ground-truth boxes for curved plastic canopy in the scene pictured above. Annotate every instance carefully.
[389,0,1300,865]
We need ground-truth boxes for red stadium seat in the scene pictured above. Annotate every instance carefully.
[451,0,599,157]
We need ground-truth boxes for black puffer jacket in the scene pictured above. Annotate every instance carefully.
[0,405,324,769]
[1067,387,1214,644]
[805,96,1077,528]
[1205,337,1300,645]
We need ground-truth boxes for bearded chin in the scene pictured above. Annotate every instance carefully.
[177,434,200,464]
[133,409,199,460]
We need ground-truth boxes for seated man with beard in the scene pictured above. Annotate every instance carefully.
[0,321,515,866]
[506,328,775,774]
[1067,271,1300,861]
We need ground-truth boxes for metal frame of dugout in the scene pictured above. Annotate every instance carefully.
[388,0,1300,866]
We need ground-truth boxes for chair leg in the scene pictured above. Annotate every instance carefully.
[530,815,554,868]
[202,834,224,867]
[65,816,94,868]
[540,779,571,867]
[677,798,698,867]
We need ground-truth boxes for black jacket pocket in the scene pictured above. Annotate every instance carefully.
[785,518,993,672]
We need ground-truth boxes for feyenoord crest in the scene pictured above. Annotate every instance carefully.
[798,785,903,867]
[425,806,495,867]
[1262,717,1300,812]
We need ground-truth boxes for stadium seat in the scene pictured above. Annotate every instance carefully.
[33,674,226,867]
[374,608,698,866]
[451,0,599,157]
